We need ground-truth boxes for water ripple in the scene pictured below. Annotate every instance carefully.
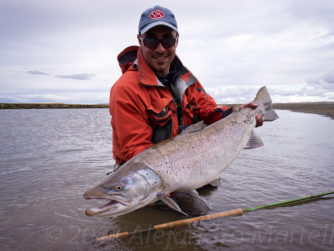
[0,109,333,250]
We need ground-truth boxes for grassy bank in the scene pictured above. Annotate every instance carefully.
[1,102,333,119]
[0,103,108,109]
[272,102,334,119]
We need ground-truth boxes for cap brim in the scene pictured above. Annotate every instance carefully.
[140,21,178,34]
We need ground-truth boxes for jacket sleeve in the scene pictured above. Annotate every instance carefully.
[192,81,233,125]
[110,82,153,163]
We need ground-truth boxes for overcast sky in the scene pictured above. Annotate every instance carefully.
[1,0,334,104]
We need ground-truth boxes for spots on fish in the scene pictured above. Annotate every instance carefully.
[243,113,253,123]
[231,120,238,125]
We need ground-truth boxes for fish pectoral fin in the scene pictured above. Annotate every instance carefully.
[169,190,211,216]
[157,193,188,216]
[244,130,264,149]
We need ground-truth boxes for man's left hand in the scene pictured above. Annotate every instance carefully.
[239,102,263,127]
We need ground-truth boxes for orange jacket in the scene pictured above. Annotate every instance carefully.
[110,46,232,164]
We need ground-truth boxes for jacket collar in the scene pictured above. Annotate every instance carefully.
[136,48,188,87]
[117,46,191,87]
[136,48,162,87]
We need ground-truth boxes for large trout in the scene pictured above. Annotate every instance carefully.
[84,86,278,216]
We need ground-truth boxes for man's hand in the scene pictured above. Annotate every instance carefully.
[239,102,263,127]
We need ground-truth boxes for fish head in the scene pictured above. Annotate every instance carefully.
[83,163,162,217]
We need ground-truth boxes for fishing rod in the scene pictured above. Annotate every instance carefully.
[95,190,334,241]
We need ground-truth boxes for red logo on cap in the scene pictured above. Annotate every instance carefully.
[149,9,165,19]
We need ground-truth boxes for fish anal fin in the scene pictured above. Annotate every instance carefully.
[244,130,264,149]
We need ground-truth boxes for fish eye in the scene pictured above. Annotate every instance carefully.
[115,184,123,191]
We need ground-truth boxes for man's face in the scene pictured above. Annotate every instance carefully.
[138,26,178,77]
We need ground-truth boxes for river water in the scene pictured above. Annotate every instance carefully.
[0,109,333,251]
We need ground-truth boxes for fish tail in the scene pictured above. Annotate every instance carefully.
[253,86,279,122]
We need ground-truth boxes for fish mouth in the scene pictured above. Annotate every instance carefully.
[84,195,130,216]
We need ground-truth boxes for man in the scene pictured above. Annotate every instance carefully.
[110,5,262,166]
[109,5,262,216]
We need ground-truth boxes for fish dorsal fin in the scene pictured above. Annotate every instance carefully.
[181,121,206,134]
[244,130,264,149]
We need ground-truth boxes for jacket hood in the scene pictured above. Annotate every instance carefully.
[117,46,139,74]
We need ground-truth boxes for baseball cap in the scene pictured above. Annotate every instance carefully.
[139,6,178,35]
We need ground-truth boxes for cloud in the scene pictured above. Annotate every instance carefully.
[268,70,334,102]
[206,85,263,104]
[55,73,96,80]
[294,70,334,102]
[308,71,334,90]
[0,90,109,104]
[1,0,334,103]
[26,70,49,75]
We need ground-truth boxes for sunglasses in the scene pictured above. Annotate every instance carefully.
[140,36,178,49]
